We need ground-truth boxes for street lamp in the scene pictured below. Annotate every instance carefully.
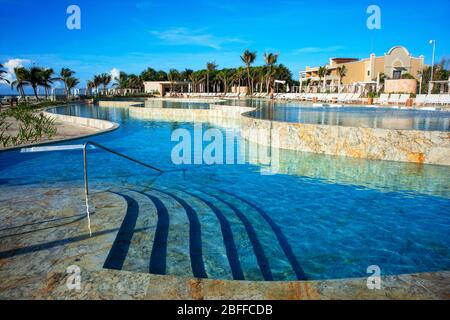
[429,40,436,94]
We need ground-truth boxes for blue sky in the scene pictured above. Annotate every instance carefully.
[1,0,449,93]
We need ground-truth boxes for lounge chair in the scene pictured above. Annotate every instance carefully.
[415,94,426,105]
[398,94,410,104]
[349,93,360,103]
[388,94,400,104]
[425,94,440,105]
[337,93,349,103]
[378,94,390,104]
[439,94,450,105]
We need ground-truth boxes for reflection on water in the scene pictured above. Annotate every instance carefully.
[244,138,450,198]
[249,106,450,131]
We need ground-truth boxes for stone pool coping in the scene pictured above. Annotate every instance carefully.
[0,108,120,152]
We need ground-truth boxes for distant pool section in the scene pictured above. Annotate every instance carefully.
[247,106,450,132]
[98,98,450,131]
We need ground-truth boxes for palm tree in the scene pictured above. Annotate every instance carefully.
[181,69,193,81]
[99,73,112,93]
[217,70,232,93]
[93,75,103,94]
[263,52,279,93]
[40,68,58,98]
[188,71,205,93]
[241,50,257,94]
[336,65,347,85]
[0,64,9,84]
[112,72,129,89]
[318,66,329,90]
[206,61,217,93]
[28,67,45,100]
[233,67,245,95]
[10,67,29,99]
[167,69,180,93]
[60,68,75,98]
[127,75,143,91]
[66,77,79,98]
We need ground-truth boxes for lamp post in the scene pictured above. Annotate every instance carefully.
[428,40,436,94]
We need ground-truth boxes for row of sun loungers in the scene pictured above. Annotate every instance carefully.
[414,94,450,105]
[269,93,363,103]
[378,93,450,105]
[169,92,450,106]
[184,92,247,98]
[377,94,410,105]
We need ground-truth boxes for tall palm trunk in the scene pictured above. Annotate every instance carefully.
[246,66,251,95]
[32,85,39,100]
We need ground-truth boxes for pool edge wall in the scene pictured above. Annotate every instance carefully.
[239,114,450,166]
[86,100,450,166]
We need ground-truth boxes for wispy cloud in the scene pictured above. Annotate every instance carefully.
[1,58,31,84]
[110,68,120,81]
[292,46,345,54]
[151,28,246,50]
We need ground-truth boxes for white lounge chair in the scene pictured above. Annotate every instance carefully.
[347,93,361,103]
[388,94,400,104]
[378,94,390,104]
[398,94,410,104]
[439,94,450,105]
[415,94,426,105]
[425,94,440,105]
[337,93,349,103]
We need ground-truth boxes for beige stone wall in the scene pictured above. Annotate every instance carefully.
[98,100,143,107]
[384,79,417,93]
[240,114,449,166]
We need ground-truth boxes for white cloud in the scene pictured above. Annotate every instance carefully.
[293,46,345,55]
[151,28,246,50]
[110,68,120,81]
[1,58,31,84]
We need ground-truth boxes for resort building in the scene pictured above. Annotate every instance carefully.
[144,81,191,96]
[299,46,425,92]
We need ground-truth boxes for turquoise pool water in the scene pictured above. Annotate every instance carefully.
[247,105,450,131]
[141,98,450,131]
[0,103,449,281]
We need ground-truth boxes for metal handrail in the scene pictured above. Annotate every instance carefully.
[83,141,184,197]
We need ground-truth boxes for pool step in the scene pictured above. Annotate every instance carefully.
[202,187,303,281]
[103,189,157,273]
[103,185,306,281]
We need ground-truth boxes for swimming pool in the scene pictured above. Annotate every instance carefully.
[1,102,449,281]
[247,105,450,131]
[142,98,450,131]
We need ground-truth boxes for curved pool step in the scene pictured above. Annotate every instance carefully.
[175,188,265,281]
[103,189,158,273]
[102,184,306,281]
[203,187,305,281]
[159,188,235,280]
[140,189,194,278]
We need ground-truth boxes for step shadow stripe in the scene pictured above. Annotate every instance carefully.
[103,193,140,270]
[132,190,169,275]
[177,189,245,281]
[200,190,274,281]
[151,189,208,279]
[213,188,308,281]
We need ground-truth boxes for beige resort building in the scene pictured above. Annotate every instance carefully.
[300,46,425,92]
